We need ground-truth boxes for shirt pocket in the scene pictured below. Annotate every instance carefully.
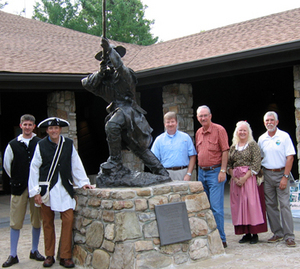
[196,137,203,148]
[208,138,219,152]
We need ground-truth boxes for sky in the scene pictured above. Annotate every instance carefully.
[2,0,300,41]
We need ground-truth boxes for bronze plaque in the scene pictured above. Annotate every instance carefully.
[155,202,192,246]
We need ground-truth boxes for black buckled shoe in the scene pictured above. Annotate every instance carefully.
[30,250,45,261]
[2,255,19,267]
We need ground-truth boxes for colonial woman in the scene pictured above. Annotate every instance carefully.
[227,121,267,244]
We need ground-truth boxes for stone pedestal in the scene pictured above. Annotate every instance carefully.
[73,181,225,269]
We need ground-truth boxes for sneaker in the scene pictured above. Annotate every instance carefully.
[267,235,283,243]
[30,250,45,261]
[286,238,296,247]
[2,255,19,267]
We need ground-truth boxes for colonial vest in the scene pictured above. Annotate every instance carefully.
[38,136,74,198]
[9,136,41,195]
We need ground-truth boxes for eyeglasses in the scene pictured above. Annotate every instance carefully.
[198,114,210,118]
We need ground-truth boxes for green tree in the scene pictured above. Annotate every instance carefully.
[32,0,80,29]
[32,0,158,45]
[0,0,8,9]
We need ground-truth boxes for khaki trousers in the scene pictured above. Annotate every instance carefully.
[10,188,42,229]
[41,205,74,259]
[263,169,295,240]
[167,168,188,181]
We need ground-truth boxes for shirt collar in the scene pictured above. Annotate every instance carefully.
[166,129,178,138]
[201,122,213,134]
[17,133,36,142]
[235,142,249,150]
[266,128,279,138]
[48,135,64,144]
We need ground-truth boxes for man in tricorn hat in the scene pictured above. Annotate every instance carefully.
[28,117,94,268]
[82,38,168,177]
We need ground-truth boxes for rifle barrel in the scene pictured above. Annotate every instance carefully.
[102,0,106,38]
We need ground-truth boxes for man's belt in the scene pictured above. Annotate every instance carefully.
[166,166,188,171]
[200,164,221,171]
[264,167,285,172]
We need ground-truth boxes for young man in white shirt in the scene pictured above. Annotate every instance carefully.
[3,114,44,267]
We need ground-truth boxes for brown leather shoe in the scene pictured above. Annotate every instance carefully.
[267,235,283,243]
[59,258,75,268]
[286,238,296,247]
[43,256,55,267]
[222,241,227,248]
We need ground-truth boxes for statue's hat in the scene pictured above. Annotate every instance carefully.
[95,45,126,61]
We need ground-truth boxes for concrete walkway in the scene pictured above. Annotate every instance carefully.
[1,183,300,268]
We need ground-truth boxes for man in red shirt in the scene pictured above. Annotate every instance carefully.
[196,105,229,248]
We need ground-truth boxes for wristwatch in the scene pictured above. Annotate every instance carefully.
[283,174,289,178]
[187,172,192,176]
[220,169,226,173]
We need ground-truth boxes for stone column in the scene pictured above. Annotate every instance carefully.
[162,83,194,138]
[162,83,196,179]
[47,91,77,149]
[122,150,144,172]
[294,65,300,173]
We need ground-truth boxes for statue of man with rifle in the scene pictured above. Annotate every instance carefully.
[81,15,170,186]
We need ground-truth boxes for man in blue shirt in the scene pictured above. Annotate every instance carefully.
[151,112,197,181]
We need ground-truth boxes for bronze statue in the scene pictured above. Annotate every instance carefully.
[81,38,170,187]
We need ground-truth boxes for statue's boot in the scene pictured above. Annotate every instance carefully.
[132,148,169,177]
[101,122,124,172]
[101,156,123,171]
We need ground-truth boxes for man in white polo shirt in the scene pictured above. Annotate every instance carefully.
[258,111,296,247]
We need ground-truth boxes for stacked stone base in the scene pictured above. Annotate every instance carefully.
[73,181,225,269]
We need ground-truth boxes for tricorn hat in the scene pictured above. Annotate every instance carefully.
[38,117,70,128]
[95,45,126,61]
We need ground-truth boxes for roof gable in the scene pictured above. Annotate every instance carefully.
[131,8,300,71]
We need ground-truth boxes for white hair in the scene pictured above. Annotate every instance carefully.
[196,105,211,115]
[263,111,278,121]
[232,121,254,146]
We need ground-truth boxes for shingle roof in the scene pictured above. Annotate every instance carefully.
[1,7,300,74]
[0,10,142,74]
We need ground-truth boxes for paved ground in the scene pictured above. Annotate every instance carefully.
[0,195,63,269]
[1,183,300,268]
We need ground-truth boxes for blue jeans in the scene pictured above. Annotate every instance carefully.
[198,166,226,242]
